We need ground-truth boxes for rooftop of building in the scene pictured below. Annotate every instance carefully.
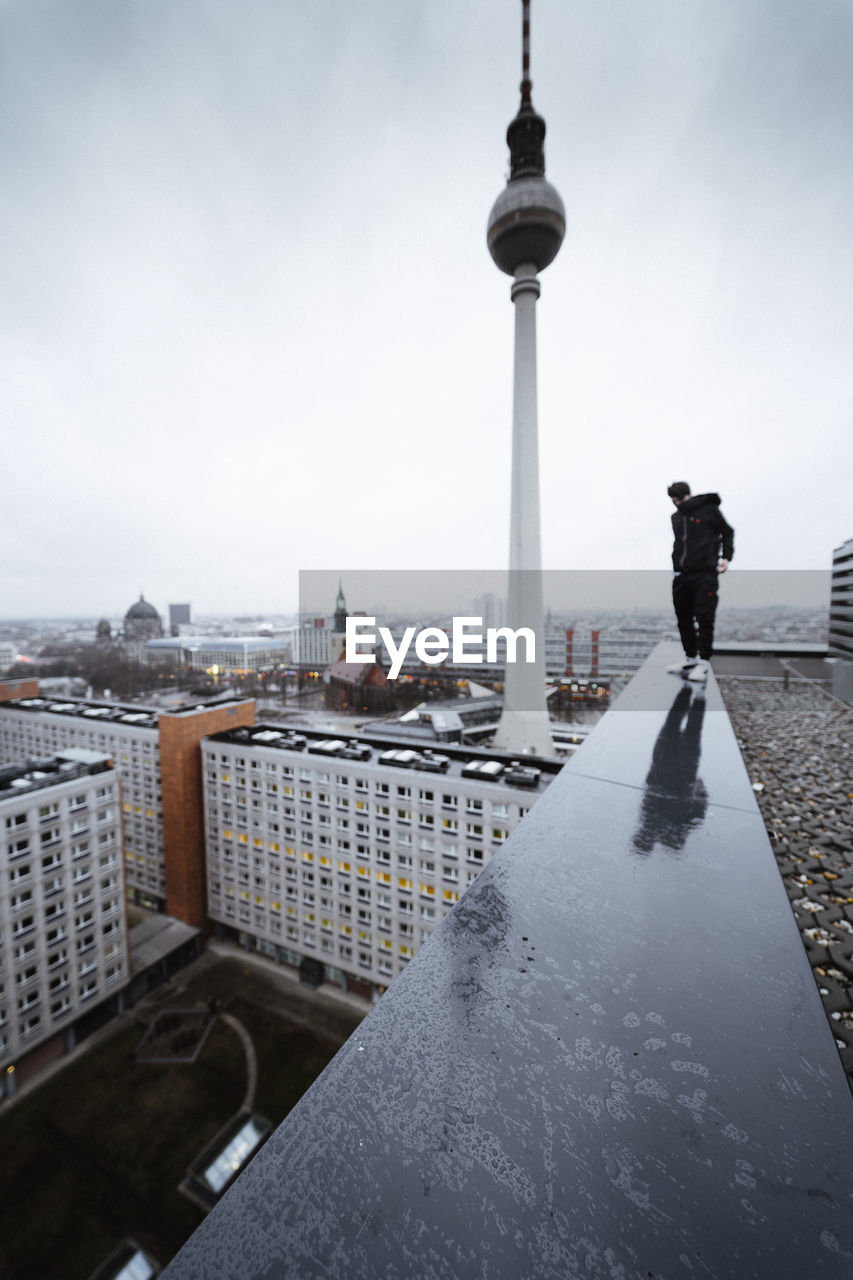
[205,722,563,793]
[128,912,201,976]
[0,748,114,801]
[0,692,253,729]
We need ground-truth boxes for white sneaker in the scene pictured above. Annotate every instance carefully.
[686,660,709,682]
[667,658,699,678]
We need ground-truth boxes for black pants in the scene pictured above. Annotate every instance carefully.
[672,571,718,661]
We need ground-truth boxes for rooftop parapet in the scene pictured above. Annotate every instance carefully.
[0,692,252,730]
[162,642,853,1279]
[0,749,114,799]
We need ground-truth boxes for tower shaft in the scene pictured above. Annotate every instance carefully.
[491,265,552,756]
[487,0,564,757]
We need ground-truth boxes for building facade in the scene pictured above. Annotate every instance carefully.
[169,603,192,633]
[0,749,127,1095]
[0,640,17,673]
[0,695,254,920]
[201,725,560,997]
[829,538,853,663]
[143,636,290,675]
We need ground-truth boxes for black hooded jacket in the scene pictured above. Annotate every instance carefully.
[671,492,734,573]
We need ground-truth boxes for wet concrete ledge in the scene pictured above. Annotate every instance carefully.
[162,642,853,1279]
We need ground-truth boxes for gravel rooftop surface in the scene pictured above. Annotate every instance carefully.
[719,677,853,1088]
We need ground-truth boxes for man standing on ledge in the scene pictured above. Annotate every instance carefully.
[667,481,735,682]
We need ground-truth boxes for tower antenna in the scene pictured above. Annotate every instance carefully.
[521,0,532,104]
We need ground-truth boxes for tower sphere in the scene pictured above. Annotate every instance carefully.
[487,176,565,276]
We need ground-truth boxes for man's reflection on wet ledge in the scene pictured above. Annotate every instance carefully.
[633,684,707,856]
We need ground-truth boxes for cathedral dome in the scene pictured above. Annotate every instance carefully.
[123,594,163,644]
[125,594,160,621]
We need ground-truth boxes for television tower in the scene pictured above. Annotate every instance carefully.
[488,0,565,756]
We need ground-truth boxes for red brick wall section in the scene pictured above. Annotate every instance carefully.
[158,701,255,928]
[0,679,39,702]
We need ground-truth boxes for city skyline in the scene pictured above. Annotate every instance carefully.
[3,0,852,617]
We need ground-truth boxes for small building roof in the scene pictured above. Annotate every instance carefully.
[327,659,388,687]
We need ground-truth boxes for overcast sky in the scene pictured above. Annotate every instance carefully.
[2,0,851,620]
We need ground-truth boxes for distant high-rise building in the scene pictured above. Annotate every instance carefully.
[829,539,853,662]
[0,640,17,673]
[292,622,334,667]
[487,0,564,757]
[829,538,853,703]
[170,603,191,635]
[473,593,505,632]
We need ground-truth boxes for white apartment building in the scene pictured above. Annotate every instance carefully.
[290,625,340,667]
[202,726,561,997]
[0,749,127,1095]
[0,698,164,910]
[0,640,17,673]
